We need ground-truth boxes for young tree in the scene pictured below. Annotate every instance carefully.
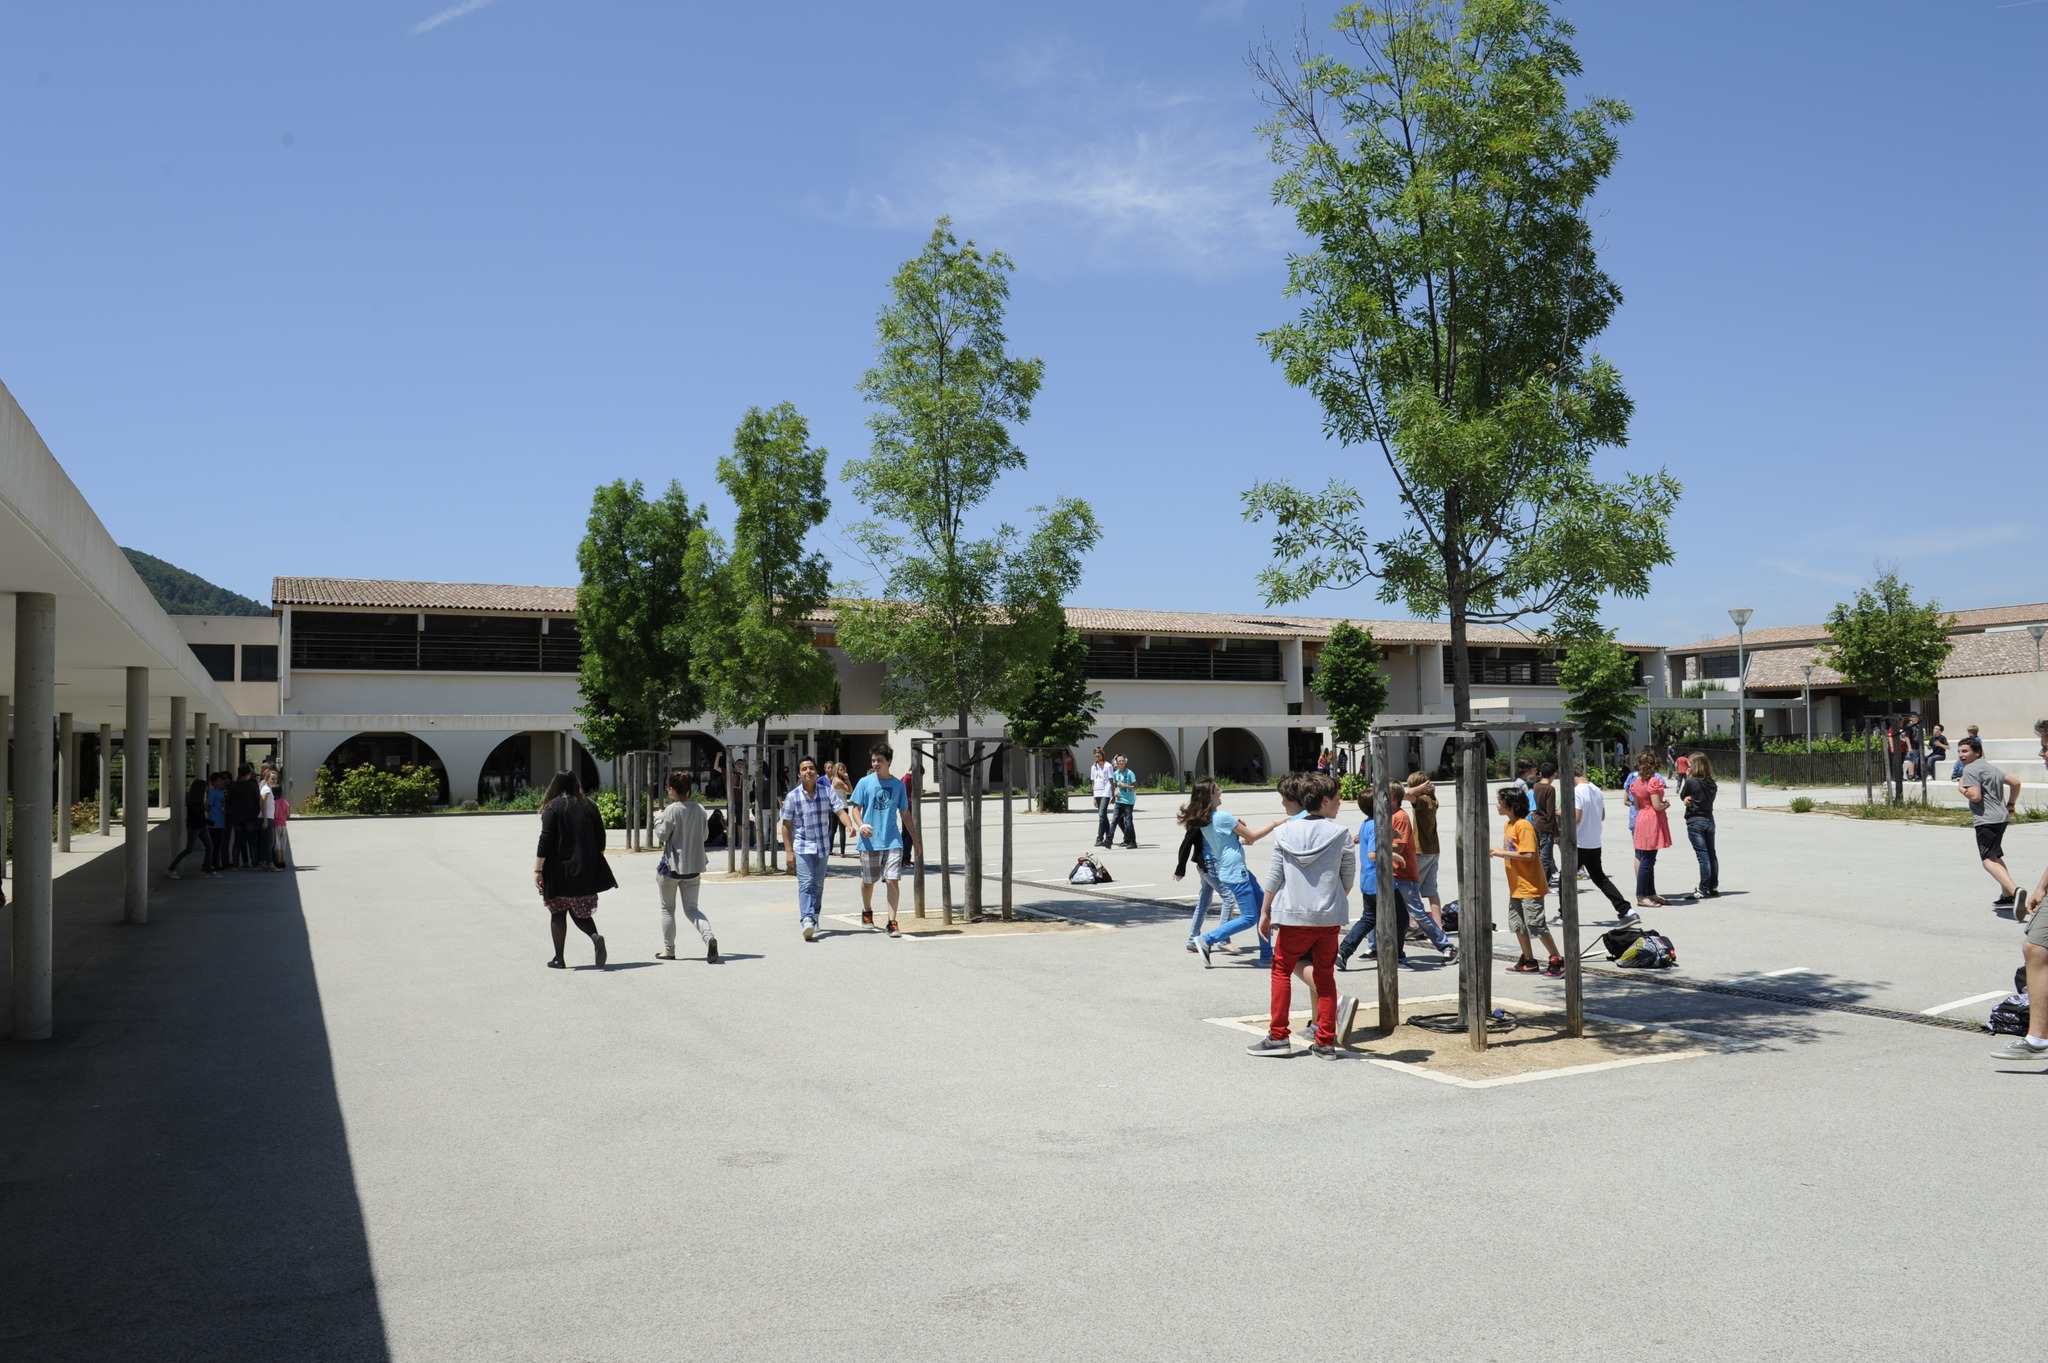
[1006,624,1103,807]
[1558,633,1641,753]
[839,219,1100,914]
[695,403,839,792]
[1241,0,1680,724]
[1310,622,1389,770]
[575,479,720,760]
[1823,571,1954,801]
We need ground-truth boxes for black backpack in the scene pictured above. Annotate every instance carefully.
[1987,964,2032,1035]
[1602,925,1677,969]
[1440,900,1460,934]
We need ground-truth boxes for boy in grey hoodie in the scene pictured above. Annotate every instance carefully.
[1249,774,1357,1057]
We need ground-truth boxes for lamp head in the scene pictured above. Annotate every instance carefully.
[1728,607,1754,630]
[1802,663,1814,680]
[2030,623,2047,643]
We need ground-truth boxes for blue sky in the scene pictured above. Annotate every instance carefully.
[3,1,2042,647]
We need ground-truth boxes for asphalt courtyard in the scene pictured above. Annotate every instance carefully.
[4,786,2045,1361]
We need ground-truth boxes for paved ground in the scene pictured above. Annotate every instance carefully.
[4,788,2046,1361]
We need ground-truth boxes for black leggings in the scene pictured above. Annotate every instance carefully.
[168,826,210,873]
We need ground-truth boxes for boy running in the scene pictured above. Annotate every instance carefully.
[1956,735,2025,910]
[849,742,916,937]
[1492,787,1563,977]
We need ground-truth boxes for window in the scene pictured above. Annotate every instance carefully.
[1083,636,1281,682]
[241,644,279,682]
[190,644,236,682]
[290,610,584,672]
[1700,653,1739,679]
[292,612,418,669]
[1442,647,1645,687]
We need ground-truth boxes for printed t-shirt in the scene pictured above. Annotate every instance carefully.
[1090,762,1114,798]
[850,772,905,850]
[1202,809,1251,884]
[1961,760,2009,825]
[1573,779,1604,849]
[1502,818,1546,900]
[1388,808,1419,881]
[1114,769,1137,805]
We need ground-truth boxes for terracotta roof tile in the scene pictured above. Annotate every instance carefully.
[1679,602,2048,654]
[1741,630,2047,691]
[273,577,578,613]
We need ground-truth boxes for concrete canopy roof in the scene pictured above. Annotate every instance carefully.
[1,380,240,730]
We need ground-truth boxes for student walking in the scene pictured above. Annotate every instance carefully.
[226,763,262,868]
[1246,774,1355,1057]
[1340,786,1452,965]
[269,785,292,869]
[256,767,278,871]
[849,743,915,937]
[1110,754,1138,848]
[1190,780,1281,966]
[1572,764,1633,921]
[653,770,717,962]
[535,770,616,969]
[1956,735,2024,910]
[1679,751,1720,897]
[1989,722,2048,1064]
[829,762,854,857]
[1493,787,1564,976]
[1090,748,1115,848]
[1630,751,1672,908]
[1174,781,1226,950]
[166,777,212,878]
[1405,772,1449,924]
[779,757,847,942]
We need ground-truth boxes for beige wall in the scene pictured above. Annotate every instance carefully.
[1938,672,2048,743]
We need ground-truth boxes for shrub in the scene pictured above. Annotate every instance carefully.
[1036,785,1069,813]
[316,763,443,815]
[1338,772,1369,801]
[68,798,100,834]
[1789,796,1815,813]
[592,789,625,829]
[460,799,480,812]
[479,785,548,812]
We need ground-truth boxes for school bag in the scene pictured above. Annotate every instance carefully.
[1601,925,1677,969]
[1440,900,1460,934]
[1986,964,2031,1036]
[1069,854,1114,885]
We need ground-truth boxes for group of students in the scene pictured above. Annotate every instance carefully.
[528,743,921,968]
[1164,748,1735,1055]
[167,762,290,878]
[1088,749,1138,848]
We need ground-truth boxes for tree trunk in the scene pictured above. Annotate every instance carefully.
[1447,591,1474,727]
[961,710,982,922]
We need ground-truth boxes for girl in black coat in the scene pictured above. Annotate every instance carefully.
[534,770,619,968]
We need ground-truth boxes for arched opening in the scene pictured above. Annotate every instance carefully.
[1101,728,1175,785]
[1431,732,1497,779]
[318,733,450,804]
[478,735,542,802]
[667,730,727,800]
[1193,727,1270,785]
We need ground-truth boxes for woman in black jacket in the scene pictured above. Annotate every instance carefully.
[534,771,619,968]
[1679,751,1719,898]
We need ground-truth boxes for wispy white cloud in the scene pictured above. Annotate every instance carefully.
[411,0,506,36]
[837,66,1292,277]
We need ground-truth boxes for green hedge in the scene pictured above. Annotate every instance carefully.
[314,763,442,815]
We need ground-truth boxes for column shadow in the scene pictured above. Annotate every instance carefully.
[0,827,390,1362]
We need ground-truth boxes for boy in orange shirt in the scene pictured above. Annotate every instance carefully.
[1491,787,1563,977]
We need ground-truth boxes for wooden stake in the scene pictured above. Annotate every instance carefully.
[1557,726,1584,1038]
[1372,729,1399,1032]
[1459,734,1493,1051]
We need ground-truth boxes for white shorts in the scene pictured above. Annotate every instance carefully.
[859,848,903,883]
[1416,853,1440,899]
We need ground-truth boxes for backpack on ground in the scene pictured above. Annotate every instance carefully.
[1602,925,1677,969]
[1441,900,1460,934]
[1987,964,2031,1035]
[1069,854,1113,886]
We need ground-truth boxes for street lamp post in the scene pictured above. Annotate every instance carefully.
[1802,662,1814,788]
[1730,607,1753,809]
[2030,622,2046,672]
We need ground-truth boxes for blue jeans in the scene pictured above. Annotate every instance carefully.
[1095,796,1113,845]
[1112,802,1135,846]
[1342,881,1447,958]
[1686,817,1718,893]
[794,850,828,923]
[1200,878,1269,963]
[1187,868,1224,943]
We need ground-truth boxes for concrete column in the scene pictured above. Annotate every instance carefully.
[206,723,219,773]
[1281,638,1305,705]
[0,694,10,886]
[192,711,207,778]
[57,711,74,853]
[167,696,187,849]
[125,668,150,924]
[97,723,113,834]
[13,593,57,1041]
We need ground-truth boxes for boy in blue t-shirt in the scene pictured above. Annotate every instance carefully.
[848,743,917,937]
[203,772,229,876]
[1110,755,1138,848]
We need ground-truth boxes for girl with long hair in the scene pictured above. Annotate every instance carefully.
[1174,780,1225,949]
[534,770,618,969]
[1630,750,1672,908]
[829,761,854,857]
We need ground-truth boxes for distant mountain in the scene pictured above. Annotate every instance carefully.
[122,548,270,617]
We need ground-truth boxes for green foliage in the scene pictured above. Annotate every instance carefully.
[1789,796,1815,813]
[575,480,721,759]
[1338,771,1370,802]
[478,785,549,812]
[1584,764,1621,790]
[1761,736,1865,755]
[69,799,100,834]
[1008,625,1103,752]
[1653,682,1709,748]
[1558,633,1641,747]
[1241,1,1678,719]
[1822,571,1955,705]
[121,547,269,616]
[696,404,839,743]
[316,763,442,815]
[838,219,1101,732]
[591,789,626,829]
[1310,622,1389,746]
[1035,784,1070,813]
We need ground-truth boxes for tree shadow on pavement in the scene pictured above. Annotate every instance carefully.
[0,829,389,1362]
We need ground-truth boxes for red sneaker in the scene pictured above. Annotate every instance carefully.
[1510,957,1541,973]
[1544,956,1565,978]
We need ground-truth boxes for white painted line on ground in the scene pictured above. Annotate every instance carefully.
[1105,883,1157,891]
[1762,967,1812,977]
[1921,990,2007,1016]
